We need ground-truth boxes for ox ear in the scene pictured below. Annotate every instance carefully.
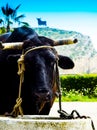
[58,55,74,69]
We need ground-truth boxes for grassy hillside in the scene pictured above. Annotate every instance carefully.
[34,27,97,73]
[34,27,97,59]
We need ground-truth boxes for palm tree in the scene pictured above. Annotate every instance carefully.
[1,3,25,32]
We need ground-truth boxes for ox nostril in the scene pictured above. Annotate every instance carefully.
[45,92,51,100]
[38,89,48,93]
[34,91,51,101]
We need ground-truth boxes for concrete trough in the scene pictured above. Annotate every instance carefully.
[0,115,93,130]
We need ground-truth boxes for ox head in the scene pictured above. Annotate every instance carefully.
[2,36,77,115]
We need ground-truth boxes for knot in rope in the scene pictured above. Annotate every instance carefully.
[15,98,22,109]
[10,97,23,117]
[17,54,25,76]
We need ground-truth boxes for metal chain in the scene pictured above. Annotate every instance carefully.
[56,65,95,130]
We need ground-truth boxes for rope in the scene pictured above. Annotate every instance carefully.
[10,54,25,117]
[55,60,62,111]
[4,44,95,129]
[10,45,57,117]
[24,45,55,56]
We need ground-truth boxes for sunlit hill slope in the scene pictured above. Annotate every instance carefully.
[34,27,97,74]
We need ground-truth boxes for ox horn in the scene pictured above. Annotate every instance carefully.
[0,42,23,50]
[54,38,78,46]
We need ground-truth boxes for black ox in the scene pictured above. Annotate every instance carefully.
[0,27,77,116]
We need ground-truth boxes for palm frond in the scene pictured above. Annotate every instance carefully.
[14,14,25,22]
[15,4,21,11]
[8,8,14,15]
[1,7,6,15]
[12,4,21,18]
[1,3,13,16]
[21,22,30,27]
[9,21,13,24]
[0,19,4,23]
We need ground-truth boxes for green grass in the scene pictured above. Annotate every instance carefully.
[55,95,97,102]
[55,90,97,102]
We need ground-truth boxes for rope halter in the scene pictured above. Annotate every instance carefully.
[10,45,59,117]
[10,54,25,117]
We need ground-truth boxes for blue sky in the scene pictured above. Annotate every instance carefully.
[0,0,97,12]
[0,0,97,50]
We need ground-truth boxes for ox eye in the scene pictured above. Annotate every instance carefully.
[48,58,56,67]
[45,53,56,66]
